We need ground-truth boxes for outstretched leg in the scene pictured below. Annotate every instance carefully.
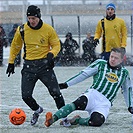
[45,103,76,127]
[45,95,88,127]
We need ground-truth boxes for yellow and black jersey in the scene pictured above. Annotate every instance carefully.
[94,17,127,52]
[9,22,60,63]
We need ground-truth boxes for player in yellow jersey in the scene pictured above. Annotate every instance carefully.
[94,3,127,60]
[6,5,65,126]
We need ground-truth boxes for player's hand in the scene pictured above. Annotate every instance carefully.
[128,107,133,114]
[93,39,99,47]
[6,63,15,77]
[46,52,54,69]
[59,83,68,89]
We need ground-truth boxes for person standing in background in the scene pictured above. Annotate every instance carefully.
[0,25,8,66]
[82,32,96,64]
[62,32,79,66]
[63,32,79,57]
[94,3,127,61]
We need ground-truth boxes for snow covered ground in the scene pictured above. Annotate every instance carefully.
[0,64,133,133]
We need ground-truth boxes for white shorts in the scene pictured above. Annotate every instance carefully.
[82,89,111,119]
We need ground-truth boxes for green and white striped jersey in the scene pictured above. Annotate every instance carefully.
[66,59,132,107]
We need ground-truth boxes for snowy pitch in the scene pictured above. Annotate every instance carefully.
[0,66,133,133]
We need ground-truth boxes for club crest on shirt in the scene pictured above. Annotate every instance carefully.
[40,38,45,44]
[105,72,118,83]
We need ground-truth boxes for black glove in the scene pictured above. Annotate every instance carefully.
[121,47,126,55]
[128,107,133,114]
[6,63,15,77]
[59,83,68,89]
[93,39,99,47]
[46,52,54,69]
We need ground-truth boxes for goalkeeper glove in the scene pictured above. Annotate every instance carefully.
[6,63,15,77]
[59,83,68,89]
[46,52,55,69]
[128,107,133,114]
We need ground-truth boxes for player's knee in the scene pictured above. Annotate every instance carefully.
[73,95,88,110]
[89,112,105,127]
[49,88,61,97]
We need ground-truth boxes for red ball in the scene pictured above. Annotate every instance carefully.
[9,108,26,125]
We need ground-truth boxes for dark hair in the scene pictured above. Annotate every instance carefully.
[65,32,72,39]
[111,48,124,58]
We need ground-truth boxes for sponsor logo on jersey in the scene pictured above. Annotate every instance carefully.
[105,72,118,83]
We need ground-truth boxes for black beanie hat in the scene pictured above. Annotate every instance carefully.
[27,5,41,18]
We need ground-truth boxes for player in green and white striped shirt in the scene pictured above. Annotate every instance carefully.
[45,48,133,127]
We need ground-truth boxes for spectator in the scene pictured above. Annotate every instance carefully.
[62,32,79,65]
[8,24,18,44]
[94,3,127,61]
[8,24,21,67]
[0,25,8,66]
[82,32,96,64]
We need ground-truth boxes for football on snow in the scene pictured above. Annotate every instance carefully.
[9,108,26,125]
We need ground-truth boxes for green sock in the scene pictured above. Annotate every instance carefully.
[53,103,76,122]
[78,117,90,126]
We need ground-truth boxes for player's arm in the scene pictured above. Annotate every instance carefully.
[121,19,127,48]
[48,26,60,57]
[9,27,23,64]
[94,20,102,40]
[121,75,133,114]
[59,66,98,89]
[6,27,23,77]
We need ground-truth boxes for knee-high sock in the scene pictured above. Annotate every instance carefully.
[53,103,76,122]
[78,117,90,126]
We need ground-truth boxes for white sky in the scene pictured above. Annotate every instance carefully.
[0,0,100,11]
[27,0,83,5]
[27,0,43,5]
[0,0,85,5]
